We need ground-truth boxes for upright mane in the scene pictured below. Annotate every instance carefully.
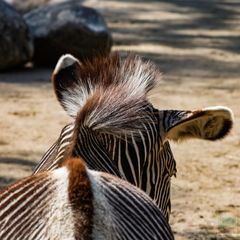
[52,52,161,118]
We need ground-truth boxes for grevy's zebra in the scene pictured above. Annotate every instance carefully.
[0,65,175,239]
[0,157,174,239]
[34,53,233,221]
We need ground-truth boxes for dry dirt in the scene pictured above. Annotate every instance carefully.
[0,0,239,239]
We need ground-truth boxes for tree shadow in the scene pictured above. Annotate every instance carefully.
[0,157,36,189]
[98,0,240,53]
[139,51,240,79]
[0,157,36,167]
[0,176,17,190]
[92,0,240,80]
[176,230,239,240]
[0,67,51,84]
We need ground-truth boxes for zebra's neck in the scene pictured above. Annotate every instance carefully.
[70,127,121,178]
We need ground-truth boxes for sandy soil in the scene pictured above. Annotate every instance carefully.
[0,0,239,239]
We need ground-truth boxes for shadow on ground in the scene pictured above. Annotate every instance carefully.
[177,230,239,240]
[105,0,240,51]
[0,157,36,189]
[0,176,17,189]
[0,157,36,167]
[0,68,51,84]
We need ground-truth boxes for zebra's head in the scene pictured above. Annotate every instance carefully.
[35,52,233,221]
[156,106,233,219]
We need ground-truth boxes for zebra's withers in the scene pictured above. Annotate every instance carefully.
[0,157,174,240]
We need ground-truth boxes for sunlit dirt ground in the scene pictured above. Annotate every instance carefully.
[0,1,239,239]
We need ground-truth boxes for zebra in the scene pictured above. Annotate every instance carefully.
[33,52,233,221]
[0,156,174,239]
[0,71,175,239]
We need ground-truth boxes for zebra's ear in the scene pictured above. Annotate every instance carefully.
[52,54,82,117]
[164,106,233,141]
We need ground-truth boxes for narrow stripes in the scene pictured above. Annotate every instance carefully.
[33,106,178,220]
[97,174,174,239]
[0,174,53,240]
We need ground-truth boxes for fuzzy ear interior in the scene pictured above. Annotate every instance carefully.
[165,106,233,141]
[52,54,82,117]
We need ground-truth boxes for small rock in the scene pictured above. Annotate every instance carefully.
[0,0,33,70]
[24,1,112,66]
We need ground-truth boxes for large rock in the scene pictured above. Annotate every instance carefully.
[24,1,112,66]
[5,0,71,14]
[0,0,33,70]
[5,0,97,14]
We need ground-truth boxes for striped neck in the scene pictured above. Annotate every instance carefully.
[70,126,121,178]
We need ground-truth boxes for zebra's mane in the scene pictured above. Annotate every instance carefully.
[53,52,161,116]
[53,52,161,135]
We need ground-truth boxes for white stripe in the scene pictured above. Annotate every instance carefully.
[125,134,137,185]
[117,139,127,180]
[131,133,141,185]
[44,167,75,240]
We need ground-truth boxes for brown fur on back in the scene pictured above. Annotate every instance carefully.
[63,158,93,240]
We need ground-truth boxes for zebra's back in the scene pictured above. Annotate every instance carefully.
[0,157,174,240]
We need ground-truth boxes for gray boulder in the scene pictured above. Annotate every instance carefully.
[24,1,112,66]
[4,0,71,14]
[0,0,33,70]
